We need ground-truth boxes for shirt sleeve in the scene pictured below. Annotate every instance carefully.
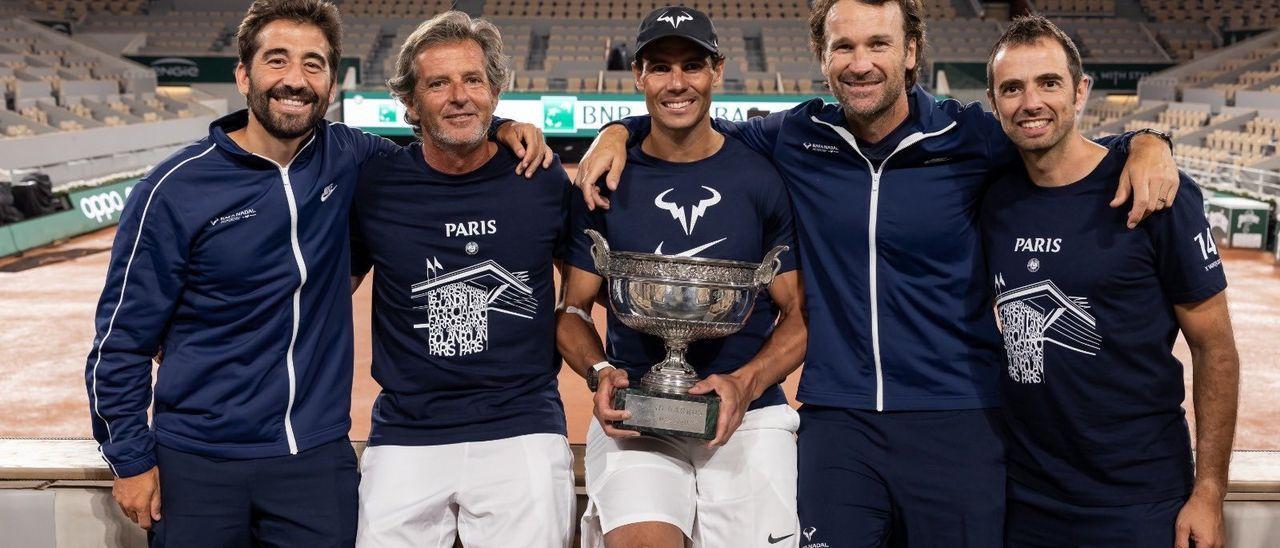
[759,170,799,274]
[85,181,190,478]
[551,156,573,261]
[333,122,399,168]
[982,111,1141,180]
[982,111,1021,178]
[603,115,653,148]
[563,181,608,275]
[1146,174,1228,304]
[1090,130,1150,158]
[349,179,373,278]
[711,109,786,157]
[487,116,510,141]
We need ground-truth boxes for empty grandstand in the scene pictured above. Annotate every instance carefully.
[0,15,221,189]
[1080,28,1280,196]
[0,0,1277,187]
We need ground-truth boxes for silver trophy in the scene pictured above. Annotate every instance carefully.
[585,229,788,439]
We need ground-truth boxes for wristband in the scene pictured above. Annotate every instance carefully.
[565,305,594,325]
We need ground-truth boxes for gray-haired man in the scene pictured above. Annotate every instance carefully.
[349,11,575,547]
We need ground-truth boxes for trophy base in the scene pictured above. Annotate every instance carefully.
[613,387,720,439]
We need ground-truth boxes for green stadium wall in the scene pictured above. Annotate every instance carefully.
[0,178,140,258]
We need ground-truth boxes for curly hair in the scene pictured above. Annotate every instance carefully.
[236,0,342,72]
[386,11,510,134]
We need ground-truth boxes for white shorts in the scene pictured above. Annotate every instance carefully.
[357,433,575,548]
[580,404,801,547]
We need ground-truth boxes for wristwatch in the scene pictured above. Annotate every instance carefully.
[586,361,612,392]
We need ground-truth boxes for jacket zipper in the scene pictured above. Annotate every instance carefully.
[251,135,316,454]
[811,116,956,411]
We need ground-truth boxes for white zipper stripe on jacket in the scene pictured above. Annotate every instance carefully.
[89,144,218,474]
[811,115,957,411]
[251,133,317,454]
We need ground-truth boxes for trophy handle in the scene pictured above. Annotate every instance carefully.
[585,229,611,276]
[754,245,789,287]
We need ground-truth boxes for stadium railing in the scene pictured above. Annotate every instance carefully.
[2,439,1280,547]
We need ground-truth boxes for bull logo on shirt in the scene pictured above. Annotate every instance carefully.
[653,186,721,236]
[410,257,537,356]
[993,274,1101,383]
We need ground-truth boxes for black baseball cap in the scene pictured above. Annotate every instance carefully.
[633,7,720,63]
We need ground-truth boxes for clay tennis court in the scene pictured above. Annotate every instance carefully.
[1,168,1277,450]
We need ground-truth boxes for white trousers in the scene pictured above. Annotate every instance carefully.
[580,404,801,547]
[357,433,575,548]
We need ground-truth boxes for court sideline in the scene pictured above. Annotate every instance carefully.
[1,177,1277,449]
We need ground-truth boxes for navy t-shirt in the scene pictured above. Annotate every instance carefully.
[981,147,1227,505]
[565,136,798,410]
[351,143,570,446]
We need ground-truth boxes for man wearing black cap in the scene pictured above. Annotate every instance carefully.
[556,7,807,548]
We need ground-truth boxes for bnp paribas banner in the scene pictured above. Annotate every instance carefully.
[342,90,819,137]
[127,55,361,84]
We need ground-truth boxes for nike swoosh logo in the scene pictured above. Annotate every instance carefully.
[321,184,337,202]
[653,237,726,257]
[768,533,795,544]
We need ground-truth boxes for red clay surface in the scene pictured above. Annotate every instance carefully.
[1,183,1276,449]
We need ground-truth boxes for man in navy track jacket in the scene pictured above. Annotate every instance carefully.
[84,1,547,545]
[572,0,1181,545]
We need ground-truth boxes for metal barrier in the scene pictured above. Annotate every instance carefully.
[1179,155,1280,202]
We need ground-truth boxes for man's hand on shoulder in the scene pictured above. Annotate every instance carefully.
[573,124,630,211]
[1112,132,1179,229]
[495,120,554,178]
[114,465,161,530]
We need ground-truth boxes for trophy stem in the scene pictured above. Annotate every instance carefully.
[640,338,700,395]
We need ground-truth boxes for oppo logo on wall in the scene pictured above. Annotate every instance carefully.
[77,185,134,224]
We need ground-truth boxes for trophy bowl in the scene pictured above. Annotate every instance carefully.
[585,229,788,438]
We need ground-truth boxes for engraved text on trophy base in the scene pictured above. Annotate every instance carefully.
[621,393,710,434]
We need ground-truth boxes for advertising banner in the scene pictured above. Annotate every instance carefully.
[1207,196,1272,249]
[342,90,819,137]
[1,178,141,258]
[127,55,361,84]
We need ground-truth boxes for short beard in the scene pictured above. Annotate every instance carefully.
[245,76,328,140]
[833,76,905,126]
[424,112,491,152]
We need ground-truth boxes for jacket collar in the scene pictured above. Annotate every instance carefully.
[209,109,324,168]
[812,84,955,136]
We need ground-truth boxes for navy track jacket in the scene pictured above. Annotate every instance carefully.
[86,110,394,477]
[614,86,1131,412]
